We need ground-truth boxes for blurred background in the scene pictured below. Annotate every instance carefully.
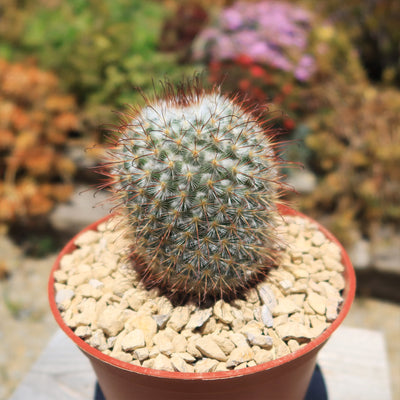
[0,0,399,398]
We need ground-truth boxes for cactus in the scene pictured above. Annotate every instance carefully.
[102,80,287,303]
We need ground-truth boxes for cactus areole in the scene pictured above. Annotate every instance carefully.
[102,81,287,303]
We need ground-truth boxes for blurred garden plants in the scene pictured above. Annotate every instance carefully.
[0,0,194,229]
[0,0,195,131]
[191,0,400,245]
[0,0,398,249]
[0,58,77,226]
[192,1,316,132]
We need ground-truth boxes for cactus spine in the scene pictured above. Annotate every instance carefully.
[103,81,286,303]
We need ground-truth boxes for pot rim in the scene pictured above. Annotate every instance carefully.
[48,204,356,381]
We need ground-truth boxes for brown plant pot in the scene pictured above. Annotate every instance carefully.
[48,206,356,400]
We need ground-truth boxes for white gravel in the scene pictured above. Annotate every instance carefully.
[53,214,346,372]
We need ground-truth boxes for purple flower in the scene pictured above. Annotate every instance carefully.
[222,8,243,30]
[193,0,315,78]
[233,30,259,47]
[294,55,315,81]
[247,41,270,60]
[213,35,236,60]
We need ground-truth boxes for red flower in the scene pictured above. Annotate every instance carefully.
[239,79,251,90]
[282,83,293,95]
[236,54,253,66]
[250,65,265,78]
[283,118,295,130]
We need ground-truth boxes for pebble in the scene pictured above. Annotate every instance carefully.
[254,349,274,364]
[226,346,254,368]
[292,267,310,279]
[212,335,235,355]
[111,351,133,363]
[92,265,111,280]
[97,306,125,337]
[275,322,313,341]
[172,352,196,363]
[200,316,218,335]
[172,335,187,353]
[89,330,108,351]
[112,277,134,297]
[323,256,345,272]
[231,309,245,331]
[171,355,194,372]
[257,283,277,310]
[149,346,160,359]
[76,298,97,325]
[53,270,68,283]
[142,359,154,369]
[329,273,346,291]
[55,215,346,374]
[272,298,300,316]
[67,272,91,287]
[156,296,173,315]
[125,314,157,346]
[153,332,174,356]
[326,299,340,322]
[247,334,273,348]
[186,340,202,358]
[76,283,103,299]
[290,294,306,308]
[167,307,190,332]
[133,347,150,361]
[213,300,234,324]
[121,329,146,351]
[245,288,260,304]
[194,358,219,373]
[311,231,325,247]
[215,362,229,372]
[195,337,227,361]
[279,279,293,292]
[311,271,332,282]
[318,281,342,301]
[307,292,327,315]
[288,339,300,352]
[152,314,170,329]
[268,329,291,358]
[123,288,146,311]
[289,312,305,324]
[55,289,75,310]
[258,304,274,327]
[153,354,174,372]
[229,332,248,348]
[75,230,101,246]
[186,308,212,330]
[75,325,92,339]
[273,314,289,327]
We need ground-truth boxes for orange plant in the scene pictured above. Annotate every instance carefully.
[0,58,78,225]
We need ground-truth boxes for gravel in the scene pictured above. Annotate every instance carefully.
[53,214,345,372]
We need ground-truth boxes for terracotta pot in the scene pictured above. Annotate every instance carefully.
[48,206,356,400]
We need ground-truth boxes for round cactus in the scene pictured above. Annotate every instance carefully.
[102,80,287,302]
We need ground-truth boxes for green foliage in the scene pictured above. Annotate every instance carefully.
[102,81,286,302]
[0,0,195,129]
